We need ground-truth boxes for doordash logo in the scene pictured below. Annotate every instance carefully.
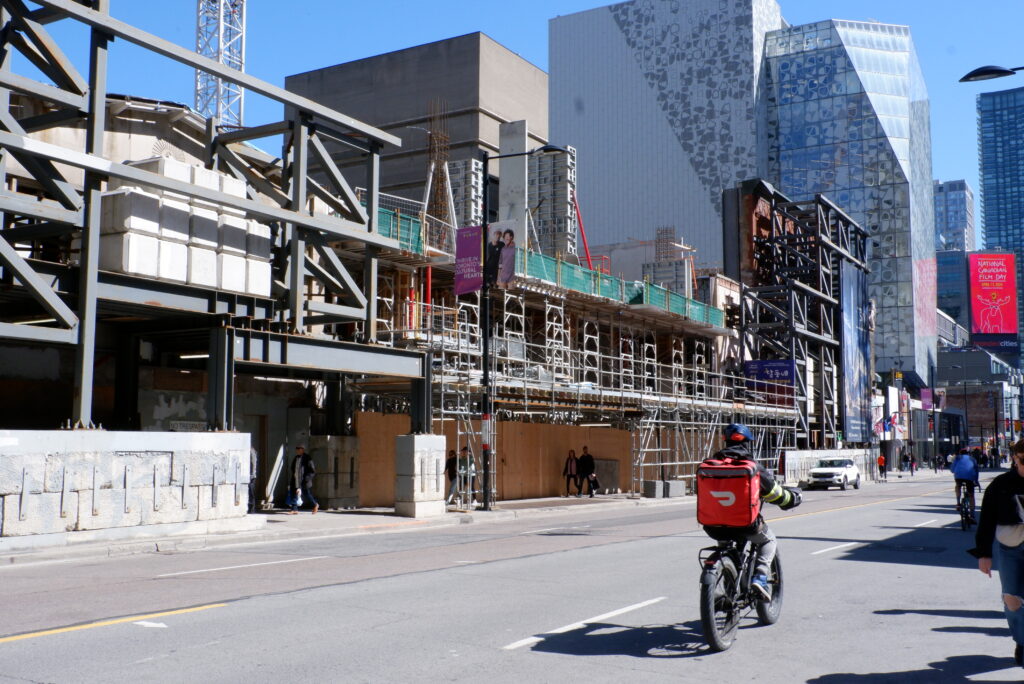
[710,491,736,506]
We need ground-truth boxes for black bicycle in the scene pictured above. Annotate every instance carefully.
[957,481,979,531]
[698,539,783,651]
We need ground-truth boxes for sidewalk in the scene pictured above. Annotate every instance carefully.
[0,492,693,566]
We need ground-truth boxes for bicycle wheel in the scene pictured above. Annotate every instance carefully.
[756,551,784,625]
[700,556,739,652]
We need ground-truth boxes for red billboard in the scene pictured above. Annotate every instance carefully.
[969,253,1018,334]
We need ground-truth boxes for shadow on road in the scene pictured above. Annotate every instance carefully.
[805,654,1013,683]
[529,616,778,658]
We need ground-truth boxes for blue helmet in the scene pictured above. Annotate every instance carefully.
[723,423,754,443]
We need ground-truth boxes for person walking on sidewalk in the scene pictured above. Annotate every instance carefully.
[877,452,887,482]
[579,446,599,498]
[562,449,581,497]
[288,446,319,514]
[445,449,459,504]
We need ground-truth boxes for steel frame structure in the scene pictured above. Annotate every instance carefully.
[739,181,868,449]
[0,0,425,429]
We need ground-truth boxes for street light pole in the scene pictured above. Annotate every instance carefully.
[478,144,568,511]
[952,364,970,448]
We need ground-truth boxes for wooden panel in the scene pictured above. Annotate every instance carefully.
[354,411,410,507]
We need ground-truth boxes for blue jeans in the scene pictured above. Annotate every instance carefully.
[996,542,1024,644]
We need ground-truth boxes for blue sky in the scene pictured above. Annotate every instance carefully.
[35,1,1024,223]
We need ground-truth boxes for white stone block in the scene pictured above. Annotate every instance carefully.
[100,188,160,235]
[218,212,248,255]
[188,246,219,288]
[245,258,272,297]
[113,156,191,200]
[246,220,272,260]
[395,474,444,502]
[395,500,446,518]
[2,492,72,535]
[221,174,247,198]
[191,164,220,191]
[158,239,188,283]
[218,253,247,292]
[99,232,159,277]
[189,205,218,248]
[159,197,191,243]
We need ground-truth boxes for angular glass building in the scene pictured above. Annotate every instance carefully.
[978,86,1024,346]
[764,20,935,385]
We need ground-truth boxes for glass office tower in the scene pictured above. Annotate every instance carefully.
[764,20,935,385]
[934,180,976,251]
[979,86,1024,346]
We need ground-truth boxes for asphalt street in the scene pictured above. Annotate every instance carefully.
[0,473,1018,683]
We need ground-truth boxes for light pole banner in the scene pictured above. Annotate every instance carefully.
[455,225,483,295]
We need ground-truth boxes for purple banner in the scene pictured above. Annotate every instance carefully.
[455,225,482,295]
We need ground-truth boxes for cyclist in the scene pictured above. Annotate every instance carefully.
[952,448,981,522]
[701,423,802,599]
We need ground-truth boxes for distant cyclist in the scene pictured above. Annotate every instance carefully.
[952,448,981,522]
[701,423,801,599]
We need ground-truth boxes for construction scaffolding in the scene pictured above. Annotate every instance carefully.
[738,180,869,449]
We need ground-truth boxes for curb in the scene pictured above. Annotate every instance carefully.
[0,495,694,567]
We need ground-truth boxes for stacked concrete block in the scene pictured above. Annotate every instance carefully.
[98,231,160,277]
[528,146,578,257]
[448,159,484,228]
[245,220,272,297]
[187,245,219,288]
[218,252,247,292]
[394,434,446,518]
[218,211,248,255]
[100,188,160,236]
[221,173,247,199]
[158,238,188,282]
[0,430,253,541]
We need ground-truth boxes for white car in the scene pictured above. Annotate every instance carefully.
[805,458,861,491]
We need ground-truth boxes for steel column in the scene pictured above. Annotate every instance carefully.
[287,116,308,333]
[363,147,379,342]
[206,325,235,430]
[71,0,107,428]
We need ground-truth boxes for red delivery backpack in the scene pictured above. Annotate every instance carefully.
[696,458,761,527]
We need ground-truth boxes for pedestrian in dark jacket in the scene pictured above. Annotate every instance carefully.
[971,439,1024,669]
[579,446,598,497]
[288,445,319,514]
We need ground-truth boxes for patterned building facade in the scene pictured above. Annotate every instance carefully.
[549,0,784,270]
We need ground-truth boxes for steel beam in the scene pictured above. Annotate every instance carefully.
[206,325,235,430]
[35,0,401,146]
[0,320,75,343]
[71,0,107,428]
[363,150,379,342]
[287,116,308,332]
[0,130,400,248]
[0,232,77,325]
[0,68,85,109]
[231,327,423,378]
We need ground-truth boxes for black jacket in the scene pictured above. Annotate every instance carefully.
[972,468,1024,559]
[290,454,315,489]
[578,453,595,477]
[484,241,503,285]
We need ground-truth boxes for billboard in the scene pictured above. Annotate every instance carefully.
[840,262,871,442]
[969,253,1017,334]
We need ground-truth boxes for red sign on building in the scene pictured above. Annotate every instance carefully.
[969,253,1018,334]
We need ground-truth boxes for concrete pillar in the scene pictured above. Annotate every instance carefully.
[498,120,528,239]
[394,434,446,518]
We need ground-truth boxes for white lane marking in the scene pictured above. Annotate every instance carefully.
[454,560,480,564]
[914,519,937,527]
[811,542,859,556]
[502,597,666,650]
[520,528,559,535]
[133,621,167,629]
[156,556,328,577]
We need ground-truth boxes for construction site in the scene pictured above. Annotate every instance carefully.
[0,3,871,540]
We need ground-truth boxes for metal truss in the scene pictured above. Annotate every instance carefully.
[0,0,409,428]
[740,181,868,449]
[195,0,245,128]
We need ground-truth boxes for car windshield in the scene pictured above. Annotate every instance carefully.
[818,460,846,468]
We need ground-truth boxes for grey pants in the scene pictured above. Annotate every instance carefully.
[748,525,777,577]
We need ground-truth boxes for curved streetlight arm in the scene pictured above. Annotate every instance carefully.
[960,65,1024,82]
